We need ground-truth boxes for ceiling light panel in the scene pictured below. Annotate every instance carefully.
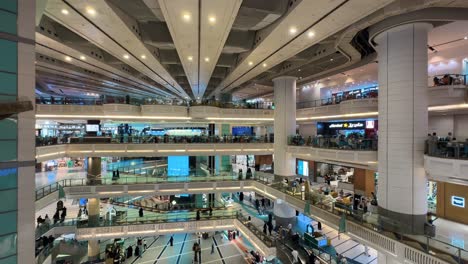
[159,0,241,99]
[45,0,189,99]
[209,0,394,97]
[35,33,173,98]
[158,0,199,98]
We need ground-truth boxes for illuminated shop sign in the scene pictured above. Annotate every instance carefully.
[366,120,375,129]
[328,121,365,129]
[451,196,465,208]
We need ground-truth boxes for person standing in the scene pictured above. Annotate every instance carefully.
[139,207,144,217]
[317,221,322,231]
[292,249,299,263]
[211,242,215,254]
[169,236,174,246]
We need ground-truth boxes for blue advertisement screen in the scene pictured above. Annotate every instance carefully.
[232,126,252,136]
[298,160,309,176]
[168,156,189,176]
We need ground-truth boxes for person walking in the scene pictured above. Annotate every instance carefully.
[139,207,144,217]
[292,249,299,263]
[211,242,215,254]
[169,236,174,246]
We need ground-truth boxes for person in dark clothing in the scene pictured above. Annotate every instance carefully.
[308,252,316,264]
[317,221,322,231]
[196,210,201,220]
[268,222,273,235]
[61,207,67,222]
[139,208,144,217]
[127,245,133,258]
[209,207,213,216]
[116,169,120,178]
[53,211,60,224]
[134,245,140,257]
[263,222,267,234]
[169,236,174,246]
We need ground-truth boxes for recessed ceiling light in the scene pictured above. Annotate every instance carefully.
[248,61,253,66]
[182,12,191,22]
[262,63,267,67]
[123,54,130,59]
[289,26,297,35]
[86,7,96,16]
[141,55,146,59]
[298,69,301,72]
[80,55,86,60]
[61,9,69,15]
[65,56,72,62]
[307,31,315,38]
[208,16,216,24]
[330,58,334,61]
[188,56,193,61]
[464,36,468,40]
[204,57,210,62]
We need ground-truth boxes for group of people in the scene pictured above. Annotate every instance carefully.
[433,74,462,86]
[426,132,468,158]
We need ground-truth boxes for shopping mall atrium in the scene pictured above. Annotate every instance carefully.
[3,0,468,263]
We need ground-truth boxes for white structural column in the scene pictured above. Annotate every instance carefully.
[374,23,432,234]
[273,76,297,177]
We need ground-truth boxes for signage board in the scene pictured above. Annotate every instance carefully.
[451,196,465,208]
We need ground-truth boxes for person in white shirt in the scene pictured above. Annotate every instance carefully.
[291,249,299,263]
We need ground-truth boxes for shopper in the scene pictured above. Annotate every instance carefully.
[169,236,174,246]
[292,249,299,263]
[196,210,200,220]
[211,242,215,254]
[139,207,144,217]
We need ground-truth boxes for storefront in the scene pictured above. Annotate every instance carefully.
[35,123,85,137]
[434,182,468,225]
[317,120,378,138]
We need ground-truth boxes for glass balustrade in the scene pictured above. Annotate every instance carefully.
[36,134,273,146]
[252,176,468,264]
[288,135,378,151]
[426,140,468,160]
[35,170,466,263]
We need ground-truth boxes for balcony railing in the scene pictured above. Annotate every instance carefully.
[252,176,467,264]
[426,140,468,159]
[35,173,240,201]
[35,171,465,263]
[288,135,378,151]
[36,135,274,147]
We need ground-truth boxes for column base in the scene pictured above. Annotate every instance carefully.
[378,207,428,235]
[274,215,296,228]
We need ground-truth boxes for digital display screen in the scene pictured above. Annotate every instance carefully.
[232,126,253,136]
[86,124,100,132]
[168,156,189,176]
[298,160,309,176]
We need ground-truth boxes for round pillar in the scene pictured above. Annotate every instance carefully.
[273,76,297,177]
[374,23,432,234]
[87,240,100,261]
[87,198,100,227]
[273,199,296,227]
[87,157,102,184]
